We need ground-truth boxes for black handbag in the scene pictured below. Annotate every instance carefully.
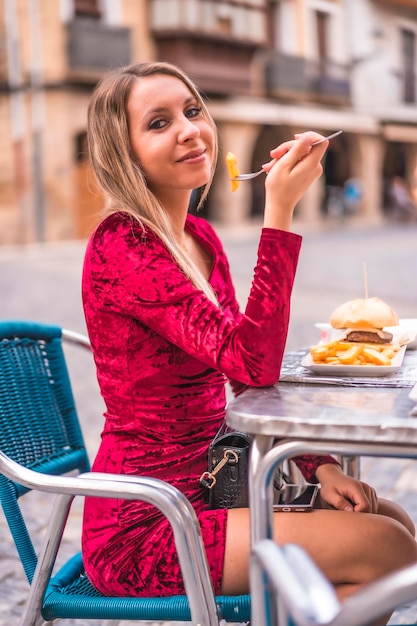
[199,424,287,509]
[199,424,251,509]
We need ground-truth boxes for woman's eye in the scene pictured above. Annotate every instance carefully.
[186,107,201,119]
[149,118,167,130]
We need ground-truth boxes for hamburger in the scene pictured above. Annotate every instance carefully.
[330,297,399,344]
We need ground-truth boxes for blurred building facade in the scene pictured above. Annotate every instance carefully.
[0,0,417,243]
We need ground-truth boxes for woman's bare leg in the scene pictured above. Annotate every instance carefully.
[222,507,417,623]
[377,497,415,536]
[315,492,416,537]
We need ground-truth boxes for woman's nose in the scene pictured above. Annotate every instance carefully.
[178,117,200,142]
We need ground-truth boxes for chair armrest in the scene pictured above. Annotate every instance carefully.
[62,328,91,350]
[335,562,417,626]
[252,539,417,626]
[0,451,217,626]
[251,540,340,625]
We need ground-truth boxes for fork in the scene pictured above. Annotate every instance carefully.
[229,130,343,181]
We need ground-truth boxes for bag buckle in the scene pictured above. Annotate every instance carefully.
[199,449,239,489]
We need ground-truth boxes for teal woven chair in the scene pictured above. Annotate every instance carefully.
[0,320,250,626]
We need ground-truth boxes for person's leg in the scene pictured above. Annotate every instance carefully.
[315,491,415,537]
[377,497,415,536]
[222,507,417,623]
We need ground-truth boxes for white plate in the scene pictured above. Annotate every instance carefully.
[301,345,406,377]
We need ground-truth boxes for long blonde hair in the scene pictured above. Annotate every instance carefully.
[87,61,219,303]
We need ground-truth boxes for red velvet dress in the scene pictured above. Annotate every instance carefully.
[81,212,338,597]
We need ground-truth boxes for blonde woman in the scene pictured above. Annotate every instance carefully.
[82,62,416,624]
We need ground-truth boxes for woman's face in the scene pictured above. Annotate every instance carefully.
[127,74,215,201]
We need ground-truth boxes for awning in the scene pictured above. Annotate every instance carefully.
[208,97,379,134]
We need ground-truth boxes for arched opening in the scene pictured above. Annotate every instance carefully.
[322,132,351,217]
[382,142,415,220]
[250,124,289,218]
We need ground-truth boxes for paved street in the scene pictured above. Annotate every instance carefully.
[0,218,417,624]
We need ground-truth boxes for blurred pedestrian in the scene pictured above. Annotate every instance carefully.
[343,177,362,214]
[389,176,416,221]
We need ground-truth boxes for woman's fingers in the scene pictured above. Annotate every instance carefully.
[262,132,330,229]
[261,158,277,174]
[262,132,329,175]
[262,139,299,173]
[265,140,295,164]
[267,132,328,171]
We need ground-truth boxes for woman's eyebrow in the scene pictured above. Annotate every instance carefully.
[145,96,197,116]
[146,106,168,115]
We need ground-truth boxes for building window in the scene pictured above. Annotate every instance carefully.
[316,10,329,71]
[74,0,101,18]
[266,0,280,49]
[402,28,416,103]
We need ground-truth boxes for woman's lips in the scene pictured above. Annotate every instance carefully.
[178,149,206,163]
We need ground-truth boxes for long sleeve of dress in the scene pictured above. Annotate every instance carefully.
[85,216,298,387]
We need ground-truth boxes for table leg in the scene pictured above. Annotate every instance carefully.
[249,434,277,626]
[340,455,360,479]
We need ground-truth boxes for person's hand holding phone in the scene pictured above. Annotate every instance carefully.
[315,464,378,513]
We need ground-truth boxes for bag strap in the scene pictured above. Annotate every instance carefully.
[199,448,239,490]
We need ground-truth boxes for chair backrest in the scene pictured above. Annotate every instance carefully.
[0,320,90,584]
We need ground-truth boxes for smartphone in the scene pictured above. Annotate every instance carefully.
[273,484,318,512]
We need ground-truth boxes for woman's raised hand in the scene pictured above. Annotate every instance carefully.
[262,131,329,231]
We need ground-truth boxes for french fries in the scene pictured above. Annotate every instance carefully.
[309,340,400,366]
[226,152,240,192]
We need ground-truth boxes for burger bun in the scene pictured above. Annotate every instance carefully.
[330,297,399,331]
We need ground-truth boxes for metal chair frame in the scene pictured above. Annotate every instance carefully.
[252,539,417,626]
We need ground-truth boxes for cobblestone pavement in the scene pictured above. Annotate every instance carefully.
[0,219,417,624]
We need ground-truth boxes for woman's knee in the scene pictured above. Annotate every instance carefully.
[373,515,417,573]
[377,497,415,537]
[273,509,417,584]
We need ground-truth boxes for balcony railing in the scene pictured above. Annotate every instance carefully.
[153,31,261,96]
[309,59,351,101]
[149,0,267,95]
[264,52,351,105]
[66,17,131,81]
